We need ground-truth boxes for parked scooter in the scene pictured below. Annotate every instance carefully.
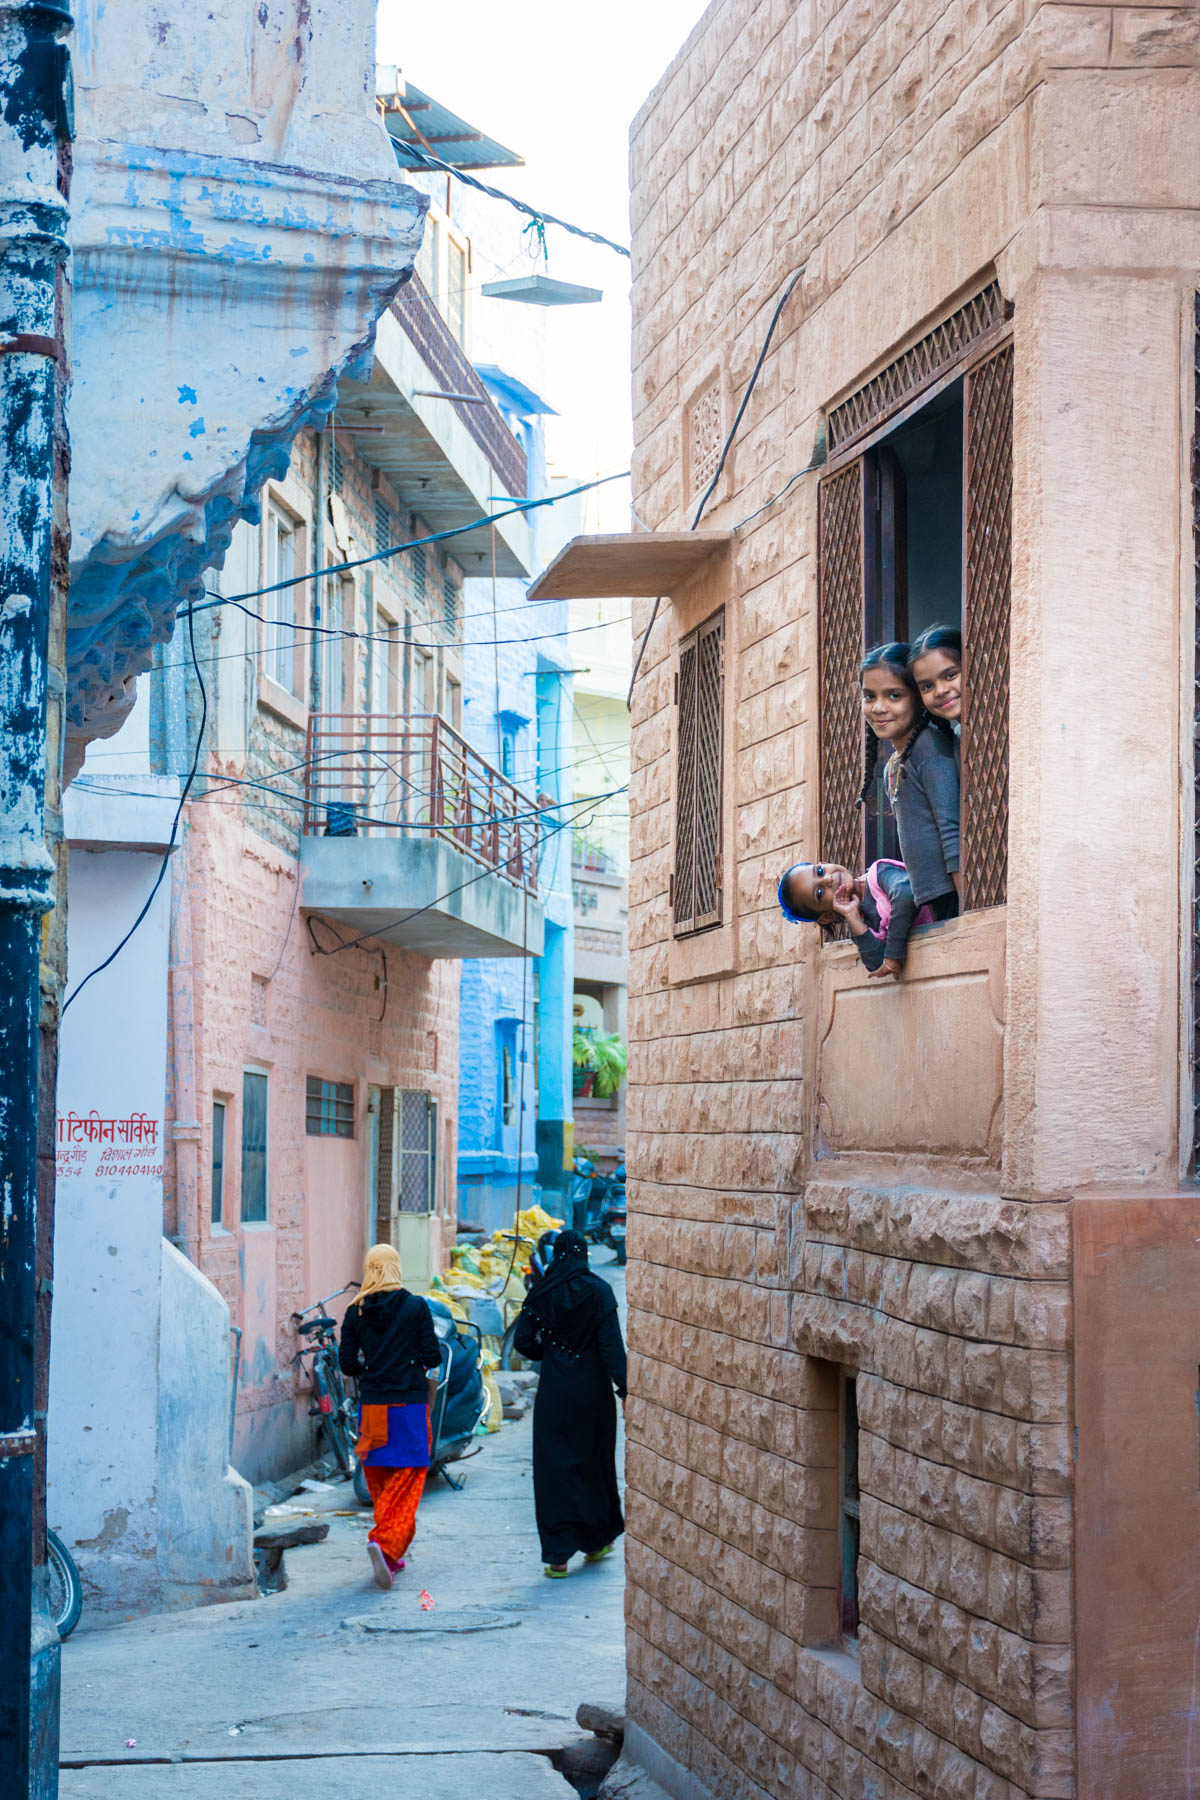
[572,1153,627,1266]
[352,1294,490,1504]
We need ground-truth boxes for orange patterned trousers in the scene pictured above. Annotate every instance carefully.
[364,1464,427,1563]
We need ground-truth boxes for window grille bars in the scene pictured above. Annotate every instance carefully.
[827,281,1010,456]
[818,463,867,895]
[960,343,1014,912]
[673,611,725,935]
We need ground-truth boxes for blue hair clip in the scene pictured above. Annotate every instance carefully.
[778,864,818,925]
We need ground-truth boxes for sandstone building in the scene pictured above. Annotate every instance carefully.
[535,3,1200,1795]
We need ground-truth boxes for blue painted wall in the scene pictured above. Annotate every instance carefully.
[456,392,574,1236]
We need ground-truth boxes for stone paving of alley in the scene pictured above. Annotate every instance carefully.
[58,1257,627,1800]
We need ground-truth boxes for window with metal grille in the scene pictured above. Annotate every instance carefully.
[375,496,392,556]
[211,1100,226,1227]
[330,441,345,497]
[960,344,1013,911]
[240,1071,268,1224]
[398,1090,437,1213]
[839,1372,860,1638]
[443,575,458,636]
[817,307,1012,913]
[673,609,725,936]
[412,545,427,611]
[374,1085,395,1243]
[305,1077,355,1138]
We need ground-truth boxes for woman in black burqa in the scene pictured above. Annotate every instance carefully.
[512,1230,627,1577]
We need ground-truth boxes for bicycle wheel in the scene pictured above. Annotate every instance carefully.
[311,1355,353,1474]
[46,1530,82,1639]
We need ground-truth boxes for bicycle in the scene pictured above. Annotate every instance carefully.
[292,1283,359,1476]
[46,1528,83,1639]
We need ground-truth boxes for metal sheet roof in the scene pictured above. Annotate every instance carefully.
[377,73,522,172]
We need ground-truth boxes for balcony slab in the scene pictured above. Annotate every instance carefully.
[300,834,543,959]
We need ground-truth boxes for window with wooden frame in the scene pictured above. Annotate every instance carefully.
[264,501,306,699]
[305,1077,355,1138]
[240,1070,269,1225]
[672,609,725,936]
[211,1099,226,1227]
[818,284,1013,911]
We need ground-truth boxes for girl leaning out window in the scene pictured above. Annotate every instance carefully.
[859,642,960,932]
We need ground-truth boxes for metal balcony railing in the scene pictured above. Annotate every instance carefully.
[391,276,527,499]
[303,713,539,897]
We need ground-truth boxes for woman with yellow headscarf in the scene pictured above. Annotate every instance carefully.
[338,1244,440,1589]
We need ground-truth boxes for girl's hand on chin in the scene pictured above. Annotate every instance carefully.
[832,881,857,911]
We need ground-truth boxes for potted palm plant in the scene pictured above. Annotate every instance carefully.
[591,1033,627,1099]
[572,1027,598,1097]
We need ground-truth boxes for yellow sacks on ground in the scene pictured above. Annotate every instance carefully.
[425,1274,468,1323]
[517,1204,563,1237]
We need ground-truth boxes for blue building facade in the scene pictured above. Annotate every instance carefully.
[456,372,575,1235]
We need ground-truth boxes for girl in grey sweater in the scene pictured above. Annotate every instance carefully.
[859,643,960,915]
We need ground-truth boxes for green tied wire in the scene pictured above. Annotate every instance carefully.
[522,215,549,263]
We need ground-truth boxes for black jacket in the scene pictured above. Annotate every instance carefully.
[338,1288,440,1404]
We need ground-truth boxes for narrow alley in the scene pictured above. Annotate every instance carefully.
[58,1260,626,1800]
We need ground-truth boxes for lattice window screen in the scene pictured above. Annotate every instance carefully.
[1191,295,1200,1173]
[828,282,1010,454]
[687,382,724,501]
[960,343,1013,912]
[398,1090,437,1213]
[819,462,867,886]
[375,1086,395,1243]
[673,611,725,935]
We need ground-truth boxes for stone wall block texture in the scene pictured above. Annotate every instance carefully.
[621,0,1200,1791]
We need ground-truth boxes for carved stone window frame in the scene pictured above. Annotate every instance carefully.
[818,286,1014,916]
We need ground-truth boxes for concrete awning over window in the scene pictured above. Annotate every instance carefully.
[526,532,730,601]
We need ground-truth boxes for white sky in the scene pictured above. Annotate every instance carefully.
[376,0,710,532]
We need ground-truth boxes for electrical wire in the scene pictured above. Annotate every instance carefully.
[187,470,630,614]
[394,138,630,259]
[62,605,209,1016]
[72,734,632,812]
[305,789,622,960]
[193,592,630,658]
[627,267,808,709]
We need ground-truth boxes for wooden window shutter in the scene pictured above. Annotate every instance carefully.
[961,341,1013,911]
[819,460,868,883]
[673,610,725,935]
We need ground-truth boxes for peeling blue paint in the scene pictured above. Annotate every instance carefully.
[177,384,197,405]
[188,418,205,438]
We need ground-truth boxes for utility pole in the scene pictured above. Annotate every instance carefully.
[0,3,72,1792]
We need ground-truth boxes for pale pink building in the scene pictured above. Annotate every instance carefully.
[533,4,1200,1797]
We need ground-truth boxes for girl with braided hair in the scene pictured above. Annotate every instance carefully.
[909,624,964,773]
[859,643,960,961]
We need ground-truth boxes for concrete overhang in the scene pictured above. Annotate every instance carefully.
[336,307,532,579]
[300,834,543,959]
[527,531,731,600]
[64,776,181,852]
